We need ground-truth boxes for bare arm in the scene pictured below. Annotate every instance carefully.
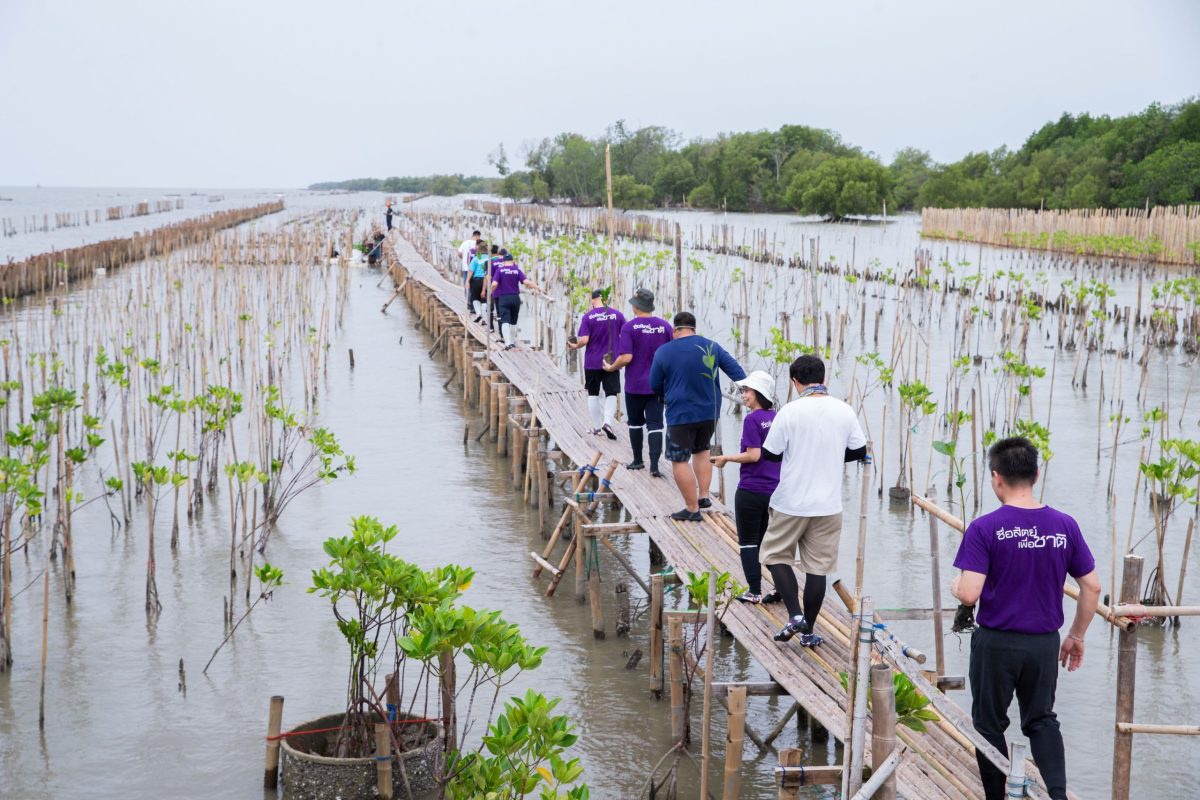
[1060,569,1101,671]
[605,354,633,372]
[569,334,590,350]
[713,447,760,468]
[951,570,986,605]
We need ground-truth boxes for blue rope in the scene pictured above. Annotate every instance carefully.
[599,477,611,489]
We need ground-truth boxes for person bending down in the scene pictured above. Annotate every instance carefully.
[760,355,867,648]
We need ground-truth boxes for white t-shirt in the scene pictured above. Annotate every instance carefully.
[762,394,866,517]
[458,239,477,273]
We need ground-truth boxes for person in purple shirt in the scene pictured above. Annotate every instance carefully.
[951,436,1100,800]
[568,290,626,439]
[603,288,672,476]
[712,371,782,604]
[489,250,538,350]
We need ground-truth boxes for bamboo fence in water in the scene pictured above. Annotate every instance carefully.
[921,205,1200,265]
[0,201,284,300]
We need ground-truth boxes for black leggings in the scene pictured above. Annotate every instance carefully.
[468,277,485,311]
[970,627,1067,800]
[734,488,771,594]
[624,392,663,468]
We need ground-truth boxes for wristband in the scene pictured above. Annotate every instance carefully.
[1067,633,1085,643]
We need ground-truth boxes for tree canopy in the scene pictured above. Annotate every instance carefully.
[309,99,1200,213]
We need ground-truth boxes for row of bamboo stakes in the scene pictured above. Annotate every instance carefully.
[921,205,1200,265]
[1,199,187,237]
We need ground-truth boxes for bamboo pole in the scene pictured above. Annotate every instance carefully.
[870,664,898,800]
[926,487,946,676]
[649,573,665,697]
[699,570,717,798]
[375,722,393,800]
[854,442,872,595]
[264,695,285,789]
[844,596,874,797]
[668,615,686,742]
[723,685,747,799]
[1112,555,1144,800]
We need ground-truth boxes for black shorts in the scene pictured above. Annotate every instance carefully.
[584,368,620,396]
[496,294,521,326]
[665,420,716,462]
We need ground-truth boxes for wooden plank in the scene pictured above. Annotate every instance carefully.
[711,682,789,699]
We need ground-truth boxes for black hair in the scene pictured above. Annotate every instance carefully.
[490,245,499,255]
[789,354,825,385]
[673,311,697,329]
[472,230,481,236]
[988,437,1039,485]
[751,390,774,410]
[499,248,508,257]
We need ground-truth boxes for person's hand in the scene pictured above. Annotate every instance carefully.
[711,455,729,468]
[602,359,614,372]
[1059,635,1085,672]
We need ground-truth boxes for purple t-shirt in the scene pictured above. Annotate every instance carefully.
[617,316,672,395]
[578,307,626,370]
[952,505,1095,634]
[492,261,526,296]
[737,409,780,495]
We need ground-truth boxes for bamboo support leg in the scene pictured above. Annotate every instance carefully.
[668,615,687,743]
[870,664,898,800]
[723,685,747,800]
[649,574,664,698]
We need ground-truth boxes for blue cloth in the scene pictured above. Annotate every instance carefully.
[649,335,746,426]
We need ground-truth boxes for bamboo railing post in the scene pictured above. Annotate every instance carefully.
[649,574,665,697]
[375,722,393,800]
[870,664,898,800]
[927,486,946,676]
[1005,741,1028,799]
[668,615,686,742]
[723,685,747,800]
[699,570,717,798]
[855,442,872,595]
[1112,555,1144,800]
[263,695,284,789]
[496,383,510,454]
[588,538,605,639]
[845,596,875,797]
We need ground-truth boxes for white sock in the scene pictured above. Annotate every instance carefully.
[603,395,618,427]
[588,396,603,430]
[504,325,516,346]
[472,300,483,316]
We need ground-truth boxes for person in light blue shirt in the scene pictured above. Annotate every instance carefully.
[649,311,746,521]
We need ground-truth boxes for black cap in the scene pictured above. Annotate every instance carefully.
[630,288,655,313]
[591,289,604,299]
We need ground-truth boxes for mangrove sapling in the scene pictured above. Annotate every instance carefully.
[1137,440,1200,616]
[202,561,282,674]
[893,381,937,499]
[258,384,354,541]
[131,461,186,615]
[308,516,588,798]
[0,439,47,670]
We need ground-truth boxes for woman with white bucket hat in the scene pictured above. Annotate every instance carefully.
[712,370,782,604]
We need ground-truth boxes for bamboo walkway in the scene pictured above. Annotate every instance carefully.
[384,232,1064,800]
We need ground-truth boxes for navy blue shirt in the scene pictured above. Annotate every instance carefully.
[649,335,746,426]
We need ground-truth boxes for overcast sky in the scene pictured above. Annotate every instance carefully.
[2,0,1197,188]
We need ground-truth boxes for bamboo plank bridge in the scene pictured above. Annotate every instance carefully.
[382,232,1065,800]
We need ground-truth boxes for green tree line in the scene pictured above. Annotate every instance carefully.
[310,99,1200,217]
[308,174,494,194]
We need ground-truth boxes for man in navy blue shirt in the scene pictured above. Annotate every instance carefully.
[650,312,746,521]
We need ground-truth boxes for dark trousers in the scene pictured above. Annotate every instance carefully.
[624,392,663,467]
[969,626,1067,800]
[734,488,771,594]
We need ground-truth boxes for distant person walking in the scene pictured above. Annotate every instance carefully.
[951,436,1099,800]
[760,355,867,647]
[712,371,781,603]
[490,251,538,350]
[385,202,394,231]
[459,229,481,307]
[466,242,490,320]
[604,289,672,477]
[649,312,746,521]
[568,290,625,439]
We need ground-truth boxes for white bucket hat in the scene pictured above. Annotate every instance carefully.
[736,370,776,405]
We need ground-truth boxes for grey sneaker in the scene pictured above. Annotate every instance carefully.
[797,632,824,648]
[670,508,702,522]
[736,592,763,605]
[698,497,713,509]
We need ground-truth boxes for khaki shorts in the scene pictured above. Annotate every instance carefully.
[759,510,843,575]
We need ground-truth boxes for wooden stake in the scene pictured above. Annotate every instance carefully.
[1112,555,1144,800]
[668,614,686,742]
[263,695,285,789]
[649,573,665,697]
[723,685,747,800]
[375,722,393,800]
[870,665,897,800]
[927,486,946,676]
[699,570,717,798]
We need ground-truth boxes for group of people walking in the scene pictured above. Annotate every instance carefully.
[458,230,538,350]
[446,225,1099,800]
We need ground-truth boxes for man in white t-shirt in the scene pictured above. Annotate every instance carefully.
[760,354,867,647]
[458,230,481,306]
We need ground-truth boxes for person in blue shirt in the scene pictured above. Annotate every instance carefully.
[649,312,746,521]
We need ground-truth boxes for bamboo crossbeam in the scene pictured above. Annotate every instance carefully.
[711,681,789,699]
[1115,722,1200,735]
[1111,604,1200,618]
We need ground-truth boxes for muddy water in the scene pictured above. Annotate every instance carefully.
[0,193,1196,799]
